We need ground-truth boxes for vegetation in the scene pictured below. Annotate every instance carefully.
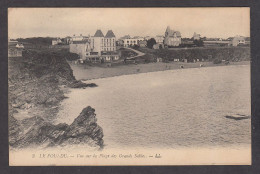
[17,37,55,46]
[193,39,204,47]
[119,48,138,59]
[213,58,222,64]
[147,38,157,49]
[136,47,250,63]
[132,44,140,50]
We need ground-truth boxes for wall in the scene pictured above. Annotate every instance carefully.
[70,43,88,60]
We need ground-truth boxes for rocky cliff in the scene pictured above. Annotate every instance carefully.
[9,106,103,149]
[8,49,103,149]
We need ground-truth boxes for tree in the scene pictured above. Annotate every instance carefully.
[193,39,204,47]
[147,38,156,49]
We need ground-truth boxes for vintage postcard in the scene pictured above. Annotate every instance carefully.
[8,8,251,166]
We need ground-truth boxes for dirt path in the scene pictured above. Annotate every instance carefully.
[124,47,145,59]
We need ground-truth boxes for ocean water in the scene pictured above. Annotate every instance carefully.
[55,65,251,149]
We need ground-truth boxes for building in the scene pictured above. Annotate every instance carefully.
[163,26,181,47]
[52,38,62,45]
[64,36,72,44]
[230,36,246,46]
[193,32,201,40]
[8,39,18,47]
[156,58,163,62]
[103,30,117,52]
[71,34,85,41]
[155,35,164,44]
[139,40,147,47]
[15,43,24,48]
[153,43,164,49]
[119,36,144,47]
[118,35,130,46]
[90,29,116,53]
[69,41,91,60]
[69,29,119,63]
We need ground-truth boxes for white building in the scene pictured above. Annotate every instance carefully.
[69,41,91,60]
[70,29,119,62]
[15,43,24,48]
[90,29,117,54]
[155,35,164,44]
[120,36,144,47]
[52,38,62,45]
[71,34,84,41]
[164,26,182,47]
[230,35,246,46]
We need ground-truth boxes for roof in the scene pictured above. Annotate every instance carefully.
[132,36,142,39]
[165,26,181,37]
[175,31,181,37]
[94,30,104,37]
[139,40,147,43]
[120,35,131,39]
[105,30,116,38]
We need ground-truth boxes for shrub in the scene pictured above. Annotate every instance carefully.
[132,44,140,50]
[213,58,222,64]
[193,39,204,47]
[147,38,156,49]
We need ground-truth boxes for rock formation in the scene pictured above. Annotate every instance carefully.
[8,50,102,149]
[9,106,104,149]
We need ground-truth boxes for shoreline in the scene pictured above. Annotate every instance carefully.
[69,61,250,81]
[8,50,103,149]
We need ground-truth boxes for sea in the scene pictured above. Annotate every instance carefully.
[55,65,251,150]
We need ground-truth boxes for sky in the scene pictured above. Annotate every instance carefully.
[8,8,250,39]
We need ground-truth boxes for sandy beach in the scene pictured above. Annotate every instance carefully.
[69,61,250,80]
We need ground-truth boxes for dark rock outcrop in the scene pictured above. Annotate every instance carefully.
[8,50,103,149]
[68,81,97,88]
[10,106,104,149]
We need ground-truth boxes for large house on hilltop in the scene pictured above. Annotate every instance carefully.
[70,29,119,63]
[118,35,144,47]
[163,26,181,47]
[90,29,117,53]
[155,35,164,44]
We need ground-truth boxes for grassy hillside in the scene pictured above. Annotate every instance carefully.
[136,47,250,63]
[17,37,55,46]
[8,49,101,148]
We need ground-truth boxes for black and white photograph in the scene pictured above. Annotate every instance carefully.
[8,8,251,165]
